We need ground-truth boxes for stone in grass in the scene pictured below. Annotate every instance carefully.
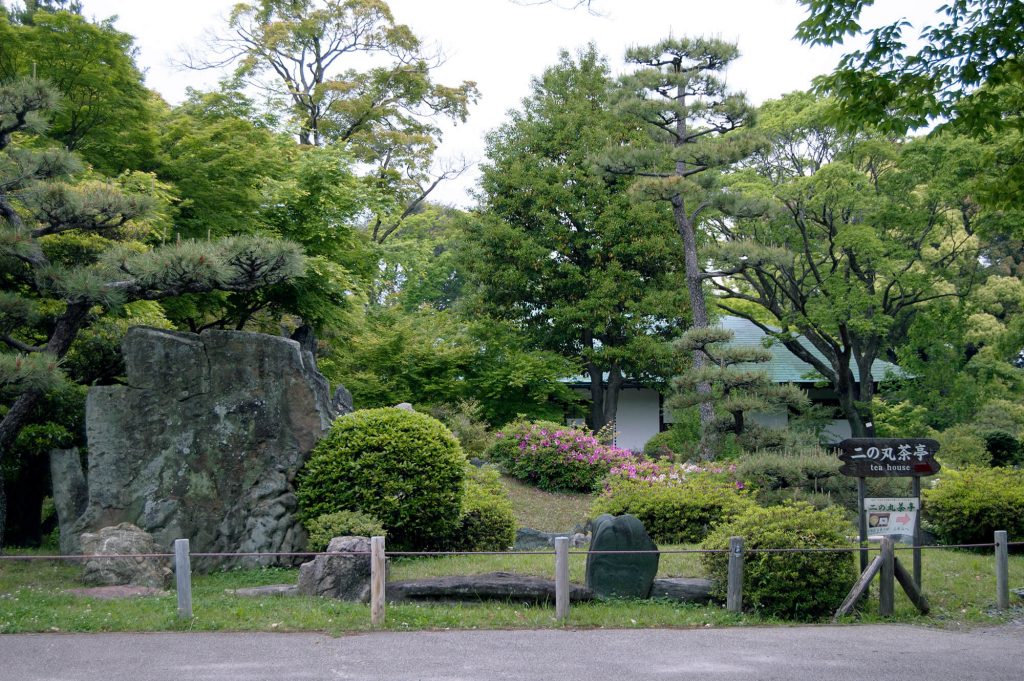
[297,536,373,602]
[514,527,590,551]
[585,514,659,599]
[80,523,171,589]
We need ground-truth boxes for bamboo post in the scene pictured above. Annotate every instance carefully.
[554,536,569,621]
[370,536,386,628]
[727,536,744,613]
[995,530,1009,611]
[879,537,895,616]
[173,538,192,620]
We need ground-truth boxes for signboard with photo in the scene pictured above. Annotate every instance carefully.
[864,497,919,539]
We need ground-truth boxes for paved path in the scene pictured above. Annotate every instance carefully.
[2,624,1022,681]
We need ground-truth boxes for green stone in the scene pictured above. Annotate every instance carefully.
[585,514,659,599]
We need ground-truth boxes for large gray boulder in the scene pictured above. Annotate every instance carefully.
[80,523,171,589]
[51,327,339,567]
[585,514,659,599]
[297,536,373,601]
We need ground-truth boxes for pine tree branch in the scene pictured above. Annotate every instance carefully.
[0,335,44,353]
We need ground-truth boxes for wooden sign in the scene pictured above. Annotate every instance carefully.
[837,438,941,477]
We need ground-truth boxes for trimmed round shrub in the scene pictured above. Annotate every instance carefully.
[642,430,679,460]
[487,420,634,492]
[923,467,1024,546]
[702,502,857,620]
[591,473,753,544]
[304,510,386,552]
[449,466,517,551]
[296,408,465,551]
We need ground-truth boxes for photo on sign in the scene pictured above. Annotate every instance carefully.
[868,513,890,529]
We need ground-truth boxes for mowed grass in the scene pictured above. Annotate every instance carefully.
[500,474,594,532]
[1,544,1021,633]
[2,475,1022,633]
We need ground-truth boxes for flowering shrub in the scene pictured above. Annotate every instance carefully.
[487,420,637,492]
[592,466,752,544]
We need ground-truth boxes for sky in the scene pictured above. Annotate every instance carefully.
[77,0,941,206]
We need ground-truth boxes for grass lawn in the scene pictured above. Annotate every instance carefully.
[2,475,1021,633]
[500,474,593,532]
[1,544,1020,634]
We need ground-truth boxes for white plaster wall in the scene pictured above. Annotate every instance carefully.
[613,388,662,452]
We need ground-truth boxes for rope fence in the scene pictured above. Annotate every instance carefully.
[3,539,1016,561]
[0,532,1018,626]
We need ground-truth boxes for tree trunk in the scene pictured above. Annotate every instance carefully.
[673,196,715,456]
[602,365,623,434]
[0,301,89,549]
[836,376,870,438]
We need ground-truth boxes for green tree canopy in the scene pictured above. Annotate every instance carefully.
[466,46,687,431]
[0,8,158,173]
[0,78,305,546]
[707,93,985,436]
[195,0,479,244]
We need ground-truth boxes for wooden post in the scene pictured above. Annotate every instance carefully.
[173,538,192,620]
[995,530,1009,611]
[894,556,930,615]
[834,555,883,621]
[727,536,744,613]
[370,535,386,628]
[554,536,569,621]
[879,537,895,616]
[857,477,868,574]
[911,477,922,590]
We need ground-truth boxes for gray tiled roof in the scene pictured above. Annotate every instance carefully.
[719,316,900,383]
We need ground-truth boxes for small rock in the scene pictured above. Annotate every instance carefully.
[394,402,415,412]
[297,536,373,602]
[79,523,171,589]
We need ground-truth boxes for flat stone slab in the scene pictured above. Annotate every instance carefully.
[65,586,168,600]
[650,578,716,603]
[231,584,299,597]
[387,572,593,603]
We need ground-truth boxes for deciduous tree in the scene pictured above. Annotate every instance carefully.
[468,46,687,431]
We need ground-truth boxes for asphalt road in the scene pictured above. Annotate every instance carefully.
[3,624,1022,681]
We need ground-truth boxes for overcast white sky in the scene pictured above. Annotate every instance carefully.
[77,0,940,206]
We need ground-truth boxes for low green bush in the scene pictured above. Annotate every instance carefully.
[923,467,1024,546]
[449,466,517,551]
[487,420,634,492]
[983,431,1023,468]
[304,511,386,552]
[591,473,752,544]
[702,502,857,620]
[934,424,991,468]
[736,448,907,514]
[427,399,494,458]
[642,429,694,460]
[296,407,466,551]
